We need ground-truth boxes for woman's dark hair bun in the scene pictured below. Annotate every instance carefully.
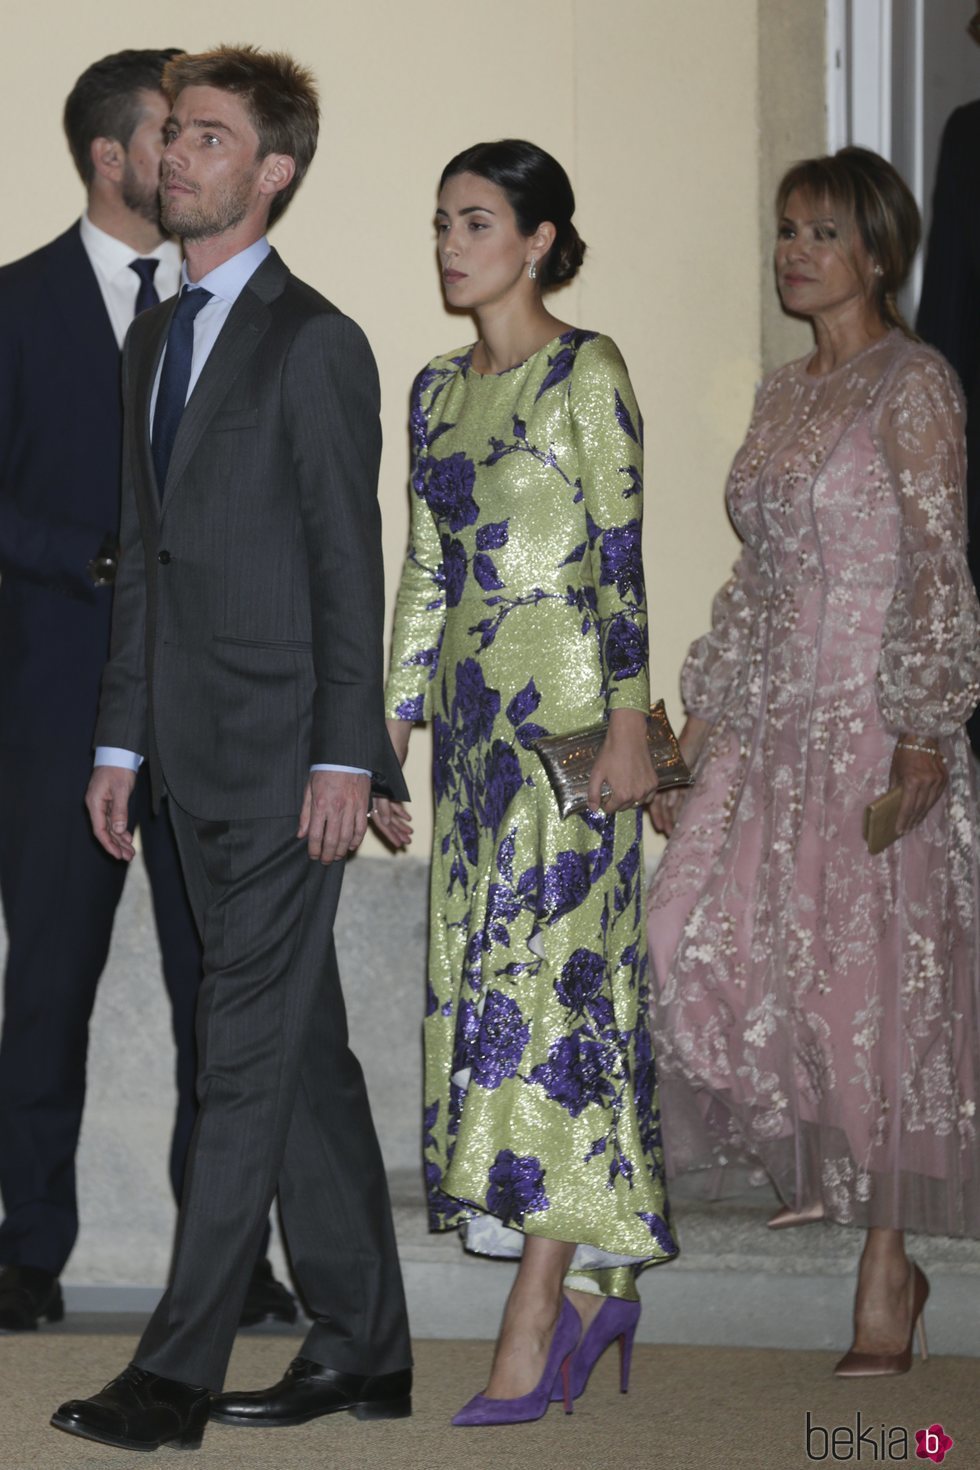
[550,222,586,285]
[440,138,586,289]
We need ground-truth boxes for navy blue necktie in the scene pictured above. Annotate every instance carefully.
[128,257,160,315]
[152,286,212,493]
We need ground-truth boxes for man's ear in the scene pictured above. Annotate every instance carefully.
[258,153,296,201]
[91,135,125,184]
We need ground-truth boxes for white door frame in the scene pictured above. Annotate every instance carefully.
[826,0,926,300]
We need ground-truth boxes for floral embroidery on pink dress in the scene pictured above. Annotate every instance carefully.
[648,331,980,1234]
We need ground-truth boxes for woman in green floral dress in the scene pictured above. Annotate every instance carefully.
[374,141,676,1424]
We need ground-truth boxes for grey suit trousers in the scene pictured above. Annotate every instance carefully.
[133,806,410,1389]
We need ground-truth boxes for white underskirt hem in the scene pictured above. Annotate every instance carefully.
[462,1213,645,1272]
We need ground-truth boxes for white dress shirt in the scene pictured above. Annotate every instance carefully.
[79,213,181,350]
[95,236,367,779]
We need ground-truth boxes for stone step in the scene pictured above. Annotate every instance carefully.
[60,1167,980,1356]
[388,1170,980,1356]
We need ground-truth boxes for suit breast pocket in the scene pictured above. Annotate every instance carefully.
[213,634,312,651]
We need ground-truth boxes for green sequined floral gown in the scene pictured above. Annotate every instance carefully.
[386,330,676,1292]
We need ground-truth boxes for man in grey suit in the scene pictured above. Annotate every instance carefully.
[52,46,412,1454]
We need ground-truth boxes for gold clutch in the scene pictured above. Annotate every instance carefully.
[863,785,903,854]
[532,700,693,819]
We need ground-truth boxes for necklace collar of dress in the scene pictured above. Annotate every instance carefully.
[799,327,898,382]
[466,330,570,379]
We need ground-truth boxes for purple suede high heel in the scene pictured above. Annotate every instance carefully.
[550,1296,641,1401]
[451,1297,581,1426]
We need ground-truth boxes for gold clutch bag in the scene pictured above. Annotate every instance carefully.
[863,784,903,854]
[532,700,693,819]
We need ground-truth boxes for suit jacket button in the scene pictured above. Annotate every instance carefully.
[158,550,172,564]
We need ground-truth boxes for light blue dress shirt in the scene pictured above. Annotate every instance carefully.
[96,237,368,780]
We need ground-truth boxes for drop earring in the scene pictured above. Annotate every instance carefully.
[528,257,537,281]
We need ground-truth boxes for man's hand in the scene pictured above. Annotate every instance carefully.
[85,765,137,861]
[370,717,414,849]
[298,769,371,863]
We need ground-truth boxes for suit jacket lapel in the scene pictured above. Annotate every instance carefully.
[160,289,270,511]
[43,225,119,366]
[133,303,173,511]
[157,250,288,513]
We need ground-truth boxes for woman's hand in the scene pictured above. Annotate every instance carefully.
[371,718,415,849]
[648,714,710,837]
[588,708,658,814]
[890,735,947,836]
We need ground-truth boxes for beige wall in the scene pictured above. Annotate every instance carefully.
[758,0,830,371]
[4,0,825,857]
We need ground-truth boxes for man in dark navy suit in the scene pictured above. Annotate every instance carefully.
[0,48,293,1332]
[917,66,980,753]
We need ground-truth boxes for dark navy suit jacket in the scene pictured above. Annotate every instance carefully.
[917,101,980,748]
[0,223,123,774]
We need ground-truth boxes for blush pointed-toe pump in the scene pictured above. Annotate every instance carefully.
[833,1263,929,1377]
[767,1200,826,1229]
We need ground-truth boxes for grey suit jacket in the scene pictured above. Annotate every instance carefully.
[95,248,408,819]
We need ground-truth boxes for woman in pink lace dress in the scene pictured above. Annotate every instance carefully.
[647,148,980,1375]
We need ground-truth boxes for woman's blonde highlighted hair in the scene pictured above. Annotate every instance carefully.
[776,146,920,335]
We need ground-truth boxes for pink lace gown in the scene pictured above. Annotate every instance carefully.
[648,331,980,1235]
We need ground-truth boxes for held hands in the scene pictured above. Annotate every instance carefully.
[588,707,659,815]
[85,765,138,861]
[890,736,947,836]
[649,714,709,837]
[369,717,414,850]
[298,769,372,863]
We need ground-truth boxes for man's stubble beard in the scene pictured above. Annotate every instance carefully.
[159,171,256,243]
[121,160,163,227]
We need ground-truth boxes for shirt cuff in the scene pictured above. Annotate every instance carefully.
[94,746,144,770]
[310,764,371,775]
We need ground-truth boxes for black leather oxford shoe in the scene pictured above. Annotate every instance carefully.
[51,1365,211,1451]
[239,1257,299,1327]
[210,1357,412,1426]
[0,1265,63,1331]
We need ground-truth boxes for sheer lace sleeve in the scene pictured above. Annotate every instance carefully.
[680,543,764,721]
[384,366,448,722]
[875,349,980,736]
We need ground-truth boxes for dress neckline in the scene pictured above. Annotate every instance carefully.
[464,330,571,379]
[797,327,899,382]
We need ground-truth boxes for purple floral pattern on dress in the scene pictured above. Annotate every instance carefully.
[555,948,607,1019]
[599,521,644,602]
[442,538,468,608]
[395,694,424,721]
[420,451,479,532]
[476,520,509,551]
[604,614,648,681]
[480,741,524,834]
[529,1029,617,1117]
[486,1150,549,1224]
[473,552,505,591]
[451,659,500,746]
[534,330,600,401]
[472,990,530,1089]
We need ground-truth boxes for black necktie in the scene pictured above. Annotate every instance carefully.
[151,286,212,493]
[129,257,160,315]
